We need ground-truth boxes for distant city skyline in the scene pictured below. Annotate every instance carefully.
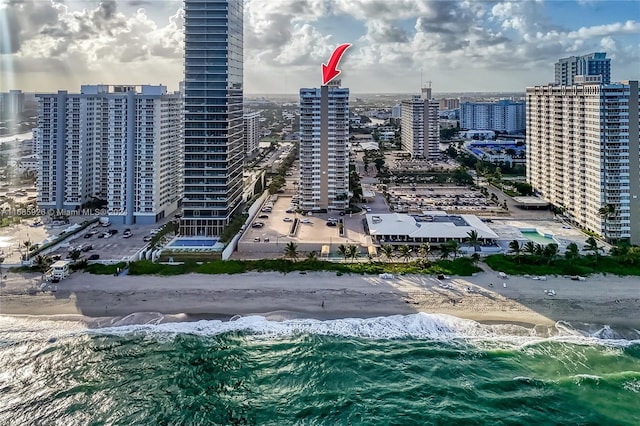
[1,0,639,94]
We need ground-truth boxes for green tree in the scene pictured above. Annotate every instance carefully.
[418,243,431,260]
[284,242,299,261]
[381,245,395,262]
[543,243,559,264]
[347,244,360,262]
[439,244,451,260]
[398,245,412,262]
[583,237,604,264]
[69,249,81,262]
[523,241,536,256]
[598,203,615,242]
[306,251,318,262]
[337,244,349,262]
[508,240,522,263]
[446,240,462,259]
[466,230,480,252]
[564,243,580,260]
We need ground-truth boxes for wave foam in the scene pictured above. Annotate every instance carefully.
[89,313,640,348]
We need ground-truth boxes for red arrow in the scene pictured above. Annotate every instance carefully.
[322,43,351,85]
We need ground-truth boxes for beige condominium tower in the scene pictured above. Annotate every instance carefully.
[526,76,639,244]
[298,80,350,212]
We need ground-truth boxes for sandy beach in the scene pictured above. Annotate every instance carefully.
[1,269,639,329]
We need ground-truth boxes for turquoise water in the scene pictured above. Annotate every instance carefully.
[521,231,556,245]
[0,314,638,425]
[169,238,218,247]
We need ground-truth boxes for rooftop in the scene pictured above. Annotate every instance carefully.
[366,212,499,240]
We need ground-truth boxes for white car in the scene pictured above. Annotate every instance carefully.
[283,217,293,222]
[301,219,312,224]
[327,217,338,222]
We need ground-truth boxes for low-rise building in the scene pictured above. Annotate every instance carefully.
[366,212,499,246]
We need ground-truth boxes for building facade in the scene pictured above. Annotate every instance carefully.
[0,90,25,117]
[526,80,640,244]
[35,85,182,225]
[400,87,439,159]
[460,100,525,133]
[554,52,611,86]
[439,98,460,110]
[298,81,349,211]
[182,0,244,237]
[243,110,260,157]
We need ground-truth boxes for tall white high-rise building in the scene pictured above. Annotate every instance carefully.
[35,84,182,225]
[526,78,639,244]
[460,100,525,133]
[298,81,349,211]
[555,52,611,86]
[243,110,261,157]
[182,0,244,237]
[401,87,439,159]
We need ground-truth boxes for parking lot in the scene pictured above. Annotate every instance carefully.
[386,184,501,215]
[238,195,371,255]
[41,216,176,263]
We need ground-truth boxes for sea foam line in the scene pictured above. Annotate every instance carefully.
[88,313,640,348]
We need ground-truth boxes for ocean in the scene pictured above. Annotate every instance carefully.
[0,313,638,425]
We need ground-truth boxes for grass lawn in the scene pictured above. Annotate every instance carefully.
[485,254,640,276]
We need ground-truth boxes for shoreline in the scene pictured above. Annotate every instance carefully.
[1,270,639,330]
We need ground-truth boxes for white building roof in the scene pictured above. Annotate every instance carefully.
[366,213,499,240]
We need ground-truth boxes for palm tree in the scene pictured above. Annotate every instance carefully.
[398,245,412,263]
[564,242,580,260]
[470,252,481,265]
[381,245,395,262]
[439,244,451,260]
[337,244,349,262]
[466,230,480,252]
[508,240,522,262]
[284,242,299,261]
[446,240,462,259]
[523,241,536,256]
[347,244,360,262]
[418,243,431,260]
[543,243,559,264]
[533,243,544,257]
[69,249,81,262]
[306,251,318,262]
[583,237,604,264]
[34,255,52,271]
[598,203,615,242]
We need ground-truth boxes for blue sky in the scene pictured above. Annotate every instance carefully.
[1,0,638,93]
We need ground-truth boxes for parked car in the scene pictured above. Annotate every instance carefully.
[108,229,118,235]
[123,233,132,238]
[283,217,293,222]
[97,233,105,239]
[51,254,61,261]
[328,217,338,222]
[326,222,337,227]
[251,222,264,228]
[81,245,92,252]
[88,254,100,260]
[143,235,153,242]
[257,214,269,219]
[301,219,312,224]
[84,233,93,238]
[286,208,295,213]
[103,233,112,239]
[254,237,261,242]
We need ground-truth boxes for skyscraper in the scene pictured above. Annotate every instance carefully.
[526,78,639,244]
[243,110,260,157]
[298,81,350,211]
[182,0,244,237]
[460,100,525,133]
[400,87,439,159]
[35,85,182,224]
[554,52,611,86]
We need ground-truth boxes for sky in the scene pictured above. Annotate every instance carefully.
[0,0,639,94]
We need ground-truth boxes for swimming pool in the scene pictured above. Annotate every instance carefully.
[520,229,556,245]
[168,238,218,247]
